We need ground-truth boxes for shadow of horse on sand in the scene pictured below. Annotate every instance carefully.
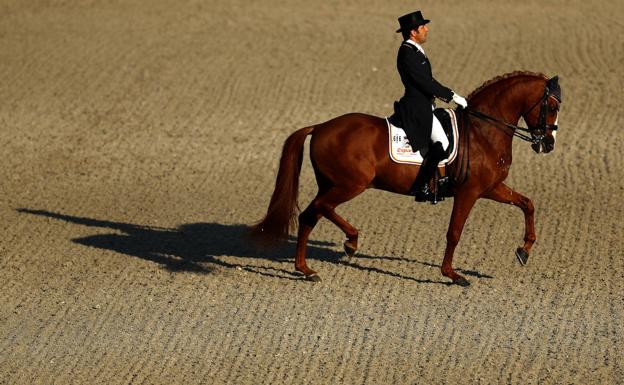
[17,208,492,284]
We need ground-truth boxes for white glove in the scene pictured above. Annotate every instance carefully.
[452,92,468,108]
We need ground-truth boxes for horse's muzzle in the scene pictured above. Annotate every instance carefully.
[543,135,555,153]
[532,135,555,154]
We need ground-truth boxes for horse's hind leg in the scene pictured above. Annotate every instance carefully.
[295,198,323,280]
[295,185,365,281]
[483,183,535,265]
[316,185,366,258]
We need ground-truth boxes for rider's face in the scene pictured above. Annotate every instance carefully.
[411,24,429,44]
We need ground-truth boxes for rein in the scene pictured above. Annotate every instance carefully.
[463,86,560,145]
[463,108,537,143]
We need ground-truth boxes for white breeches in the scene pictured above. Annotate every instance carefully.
[431,114,449,150]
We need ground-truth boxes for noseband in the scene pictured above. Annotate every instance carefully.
[465,79,562,145]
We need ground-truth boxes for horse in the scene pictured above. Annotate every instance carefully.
[251,71,562,286]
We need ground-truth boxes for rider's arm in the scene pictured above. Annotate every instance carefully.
[400,47,454,102]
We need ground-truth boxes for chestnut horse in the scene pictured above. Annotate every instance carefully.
[252,71,562,286]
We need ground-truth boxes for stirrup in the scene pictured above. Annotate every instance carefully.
[413,184,435,203]
[435,176,449,202]
[414,177,452,204]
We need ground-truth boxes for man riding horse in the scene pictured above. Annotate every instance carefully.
[390,11,468,202]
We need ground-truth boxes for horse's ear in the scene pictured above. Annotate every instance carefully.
[547,75,559,87]
[547,75,562,102]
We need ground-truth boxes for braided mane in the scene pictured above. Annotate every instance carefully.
[467,71,547,100]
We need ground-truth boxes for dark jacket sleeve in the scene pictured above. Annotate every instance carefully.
[401,47,454,102]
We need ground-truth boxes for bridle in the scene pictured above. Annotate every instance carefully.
[464,79,562,146]
[451,77,561,186]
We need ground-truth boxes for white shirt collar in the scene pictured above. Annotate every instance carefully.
[406,39,425,56]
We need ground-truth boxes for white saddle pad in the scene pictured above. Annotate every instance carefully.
[386,109,459,165]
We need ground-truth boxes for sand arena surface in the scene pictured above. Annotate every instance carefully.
[1,0,623,384]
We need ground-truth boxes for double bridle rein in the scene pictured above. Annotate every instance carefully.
[463,81,562,145]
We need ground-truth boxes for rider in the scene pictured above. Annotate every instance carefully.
[391,10,468,202]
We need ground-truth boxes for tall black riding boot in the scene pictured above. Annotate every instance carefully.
[409,142,447,202]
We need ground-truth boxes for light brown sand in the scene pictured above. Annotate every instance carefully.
[1,0,623,384]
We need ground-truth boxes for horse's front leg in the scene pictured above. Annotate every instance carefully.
[442,192,479,286]
[483,183,535,265]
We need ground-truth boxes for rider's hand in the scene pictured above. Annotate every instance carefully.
[452,92,468,108]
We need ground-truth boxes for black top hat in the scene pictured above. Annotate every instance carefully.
[396,11,430,33]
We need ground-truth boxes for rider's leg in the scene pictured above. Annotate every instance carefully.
[409,141,446,199]
[430,115,449,152]
[409,115,448,201]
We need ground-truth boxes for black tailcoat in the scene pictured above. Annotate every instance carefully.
[392,42,453,153]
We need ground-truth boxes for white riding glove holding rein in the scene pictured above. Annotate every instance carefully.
[452,92,468,108]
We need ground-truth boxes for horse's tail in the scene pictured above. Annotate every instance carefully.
[250,126,314,245]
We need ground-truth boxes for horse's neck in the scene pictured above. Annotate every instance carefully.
[469,82,528,153]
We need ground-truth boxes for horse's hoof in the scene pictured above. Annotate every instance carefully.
[515,248,529,266]
[453,276,470,287]
[343,241,357,258]
[305,274,322,282]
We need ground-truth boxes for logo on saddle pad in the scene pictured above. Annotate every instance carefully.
[387,108,459,165]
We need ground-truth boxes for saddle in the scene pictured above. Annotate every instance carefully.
[386,108,461,203]
[386,108,459,167]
